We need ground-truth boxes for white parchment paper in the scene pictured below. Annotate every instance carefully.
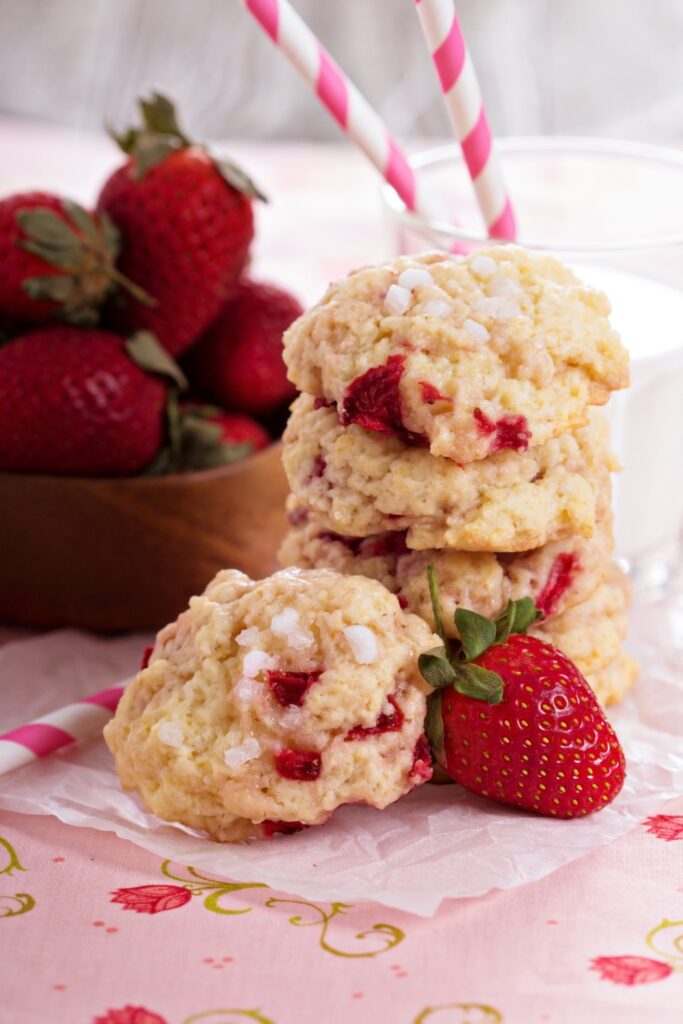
[0,598,682,917]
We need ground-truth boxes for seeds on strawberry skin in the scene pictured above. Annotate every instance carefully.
[0,192,119,326]
[419,568,626,819]
[186,279,302,416]
[97,94,262,356]
[439,635,626,818]
[0,327,166,477]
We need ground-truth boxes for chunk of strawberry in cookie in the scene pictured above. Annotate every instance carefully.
[340,355,427,445]
[345,695,404,740]
[419,381,452,406]
[536,552,581,617]
[275,748,323,780]
[473,407,531,453]
[267,669,323,707]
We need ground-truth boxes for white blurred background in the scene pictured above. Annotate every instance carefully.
[1,0,683,145]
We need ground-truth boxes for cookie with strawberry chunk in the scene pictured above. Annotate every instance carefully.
[283,396,616,552]
[532,564,632,677]
[104,568,436,842]
[283,246,629,464]
[585,651,639,707]
[279,498,614,624]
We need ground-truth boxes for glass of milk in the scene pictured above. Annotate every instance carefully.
[381,138,683,592]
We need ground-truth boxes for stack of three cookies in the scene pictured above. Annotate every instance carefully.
[278,246,638,705]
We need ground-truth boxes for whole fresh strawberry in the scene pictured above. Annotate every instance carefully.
[0,327,168,476]
[97,93,264,356]
[181,403,270,453]
[0,192,145,327]
[141,399,270,476]
[186,279,301,415]
[419,567,626,818]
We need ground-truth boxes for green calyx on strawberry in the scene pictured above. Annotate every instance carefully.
[419,563,542,711]
[98,94,262,356]
[419,565,626,818]
[0,193,152,327]
[126,332,259,474]
[111,92,266,199]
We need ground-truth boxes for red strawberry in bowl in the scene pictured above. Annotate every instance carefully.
[133,391,270,477]
[171,402,271,471]
[186,279,302,415]
[191,405,270,453]
[0,192,144,327]
[97,93,264,356]
[419,566,626,818]
[0,327,168,476]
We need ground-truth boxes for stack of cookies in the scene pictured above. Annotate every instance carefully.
[278,246,638,705]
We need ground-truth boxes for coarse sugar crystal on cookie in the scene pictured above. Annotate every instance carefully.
[283,246,629,463]
[279,499,614,625]
[104,568,437,842]
[282,395,617,552]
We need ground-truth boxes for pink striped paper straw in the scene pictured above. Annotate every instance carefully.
[243,0,418,211]
[0,684,124,776]
[415,0,516,239]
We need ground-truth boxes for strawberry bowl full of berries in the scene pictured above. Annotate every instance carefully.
[0,95,301,632]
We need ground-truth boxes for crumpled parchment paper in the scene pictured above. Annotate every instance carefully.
[0,599,681,917]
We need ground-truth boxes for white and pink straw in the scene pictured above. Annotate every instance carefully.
[244,0,419,211]
[415,0,516,239]
[0,685,124,776]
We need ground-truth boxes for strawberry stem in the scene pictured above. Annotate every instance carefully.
[107,265,156,307]
[426,562,448,647]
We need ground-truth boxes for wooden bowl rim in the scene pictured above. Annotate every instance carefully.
[0,440,283,490]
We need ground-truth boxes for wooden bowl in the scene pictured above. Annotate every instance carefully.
[0,443,290,633]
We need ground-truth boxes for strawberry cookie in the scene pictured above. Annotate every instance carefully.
[533,564,632,677]
[586,650,639,707]
[283,396,616,552]
[279,500,614,624]
[104,568,436,842]
[283,246,629,463]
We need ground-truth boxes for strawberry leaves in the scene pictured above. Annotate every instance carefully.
[16,199,154,323]
[126,332,253,474]
[111,92,266,200]
[418,564,542,706]
[125,330,188,390]
[493,596,540,642]
[455,609,496,662]
[425,692,445,765]
[417,649,457,689]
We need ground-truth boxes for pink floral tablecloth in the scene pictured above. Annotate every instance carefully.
[1,123,683,1023]
[2,795,683,1023]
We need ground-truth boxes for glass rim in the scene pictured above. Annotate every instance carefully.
[380,136,683,253]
